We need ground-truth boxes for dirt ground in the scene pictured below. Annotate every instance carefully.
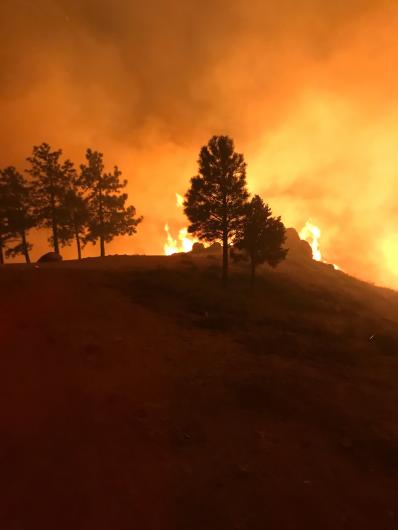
[1,256,398,530]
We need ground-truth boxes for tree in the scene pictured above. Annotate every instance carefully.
[184,135,249,285]
[235,195,287,285]
[27,143,74,255]
[57,172,89,260]
[0,175,9,264]
[79,149,143,257]
[0,167,35,264]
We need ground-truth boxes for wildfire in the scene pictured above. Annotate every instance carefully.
[164,224,197,255]
[300,220,340,270]
[164,192,198,255]
[299,220,322,261]
[176,192,184,208]
[164,200,340,270]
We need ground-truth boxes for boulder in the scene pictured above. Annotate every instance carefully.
[37,252,63,263]
[284,228,313,260]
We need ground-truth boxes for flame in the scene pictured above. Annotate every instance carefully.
[299,221,322,261]
[164,223,197,255]
[176,193,184,208]
[299,220,341,271]
[164,192,198,255]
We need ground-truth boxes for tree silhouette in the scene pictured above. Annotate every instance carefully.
[184,135,249,285]
[0,167,35,264]
[0,173,9,264]
[27,143,74,255]
[57,171,89,260]
[60,189,89,260]
[235,195,287,284]
[79,149,143,257]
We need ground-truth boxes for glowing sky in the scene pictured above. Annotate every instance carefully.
[1,0,397,288]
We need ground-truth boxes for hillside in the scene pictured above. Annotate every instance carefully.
[1,254,398,530]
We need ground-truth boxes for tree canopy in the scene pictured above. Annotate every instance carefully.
[79,149,143,257]
[0,144,144,263]
[184,135,249,284]
[59,185,89,260]
[27,143,75,255]
[0,166,35,263]
[235,195,287,283]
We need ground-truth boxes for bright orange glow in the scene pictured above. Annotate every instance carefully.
[164,223,197,256]
[176,193,184,208]
[1,2,398,289]
[164,193,197,255]
[300,220,341,271]
[300,221,322,262]
[381,235,398,282]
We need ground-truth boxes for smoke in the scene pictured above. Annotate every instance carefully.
[1,0,397,287]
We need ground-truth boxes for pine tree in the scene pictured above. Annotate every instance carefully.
[0,175,8,264]
[0,166,35,264]
[27,143,74,255]
[56,166,89,261]
[60,188,89,260]
[235,195,287,284]
[184,135,249,285]
[79,149,143,257]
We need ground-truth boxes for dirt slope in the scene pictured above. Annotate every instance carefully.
[1,256,398,530]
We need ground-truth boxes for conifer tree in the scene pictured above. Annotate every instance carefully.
[56,167,89,261]
[184,135,249,285]
[60,188,89,260]
[0,166,35,264]
[27,143,74,254]
[235,195,287,284]
[79,149,142,257]
[0,174,8,264]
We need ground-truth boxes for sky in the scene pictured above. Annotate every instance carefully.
[1,0,398,288]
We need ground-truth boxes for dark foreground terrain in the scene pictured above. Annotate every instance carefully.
[1,254,398,530]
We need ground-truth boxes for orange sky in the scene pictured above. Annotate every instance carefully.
[1,0,398,288]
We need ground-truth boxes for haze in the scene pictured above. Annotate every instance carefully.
[1,0,397,288]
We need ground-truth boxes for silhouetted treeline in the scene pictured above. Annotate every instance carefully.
[184,135,288,285]
[0,143,143,263]
[1,136,287,284]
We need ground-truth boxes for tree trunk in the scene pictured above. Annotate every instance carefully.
[75,227,82,260]
[0,239,4,265]
[52,218,59,254]
[21,230,30,264]
[49,175,59,254]
[222,231,228,287]
[100,237,105,257]
[99,183,105,258]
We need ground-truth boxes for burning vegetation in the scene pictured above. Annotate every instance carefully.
[1,135,342,285]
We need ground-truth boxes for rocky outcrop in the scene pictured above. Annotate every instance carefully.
[284,228,313,260]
